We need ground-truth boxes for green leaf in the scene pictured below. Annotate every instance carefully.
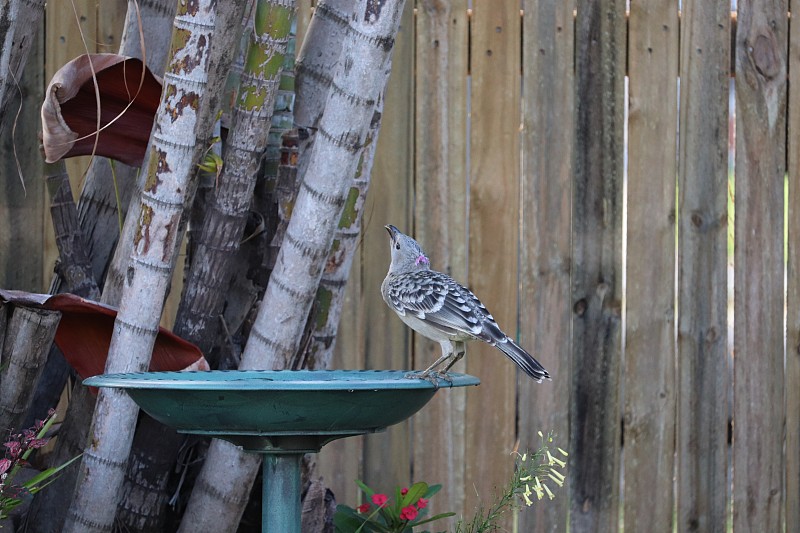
[423,484,443,499]
[412,512,457,528]
[334,510,366,532]
[21,453,82,492]
[355,479,375,498]
[401,481,428,507]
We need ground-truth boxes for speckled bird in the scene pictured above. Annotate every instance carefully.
[381,225,550,382]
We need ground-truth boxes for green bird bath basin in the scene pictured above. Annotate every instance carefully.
[83,369,480,532]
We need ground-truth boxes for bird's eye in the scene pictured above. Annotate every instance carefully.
[395,243,400,250]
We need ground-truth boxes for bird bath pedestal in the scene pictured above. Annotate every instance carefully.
[83,370,480,532]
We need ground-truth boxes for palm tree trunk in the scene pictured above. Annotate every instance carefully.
[0,305,60,432]
[293,0,354,201]
[301,94,384,370]
[62,3,233,531]
[114,3,295,530]
[177,1,407,530]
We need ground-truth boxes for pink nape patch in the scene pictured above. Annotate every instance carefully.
[415,254,429,266]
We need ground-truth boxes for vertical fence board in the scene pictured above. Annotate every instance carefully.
[463,2,520,527]
[676,2,731,532]
[733,2,787,532]
[97,1,127,52]
[786,1,800,528]
[0,22,44,292]
[624,1,678,530]
[360,0,415,493]
[519,1,574,531]
[570,0,625,531]
[411,0,469,526]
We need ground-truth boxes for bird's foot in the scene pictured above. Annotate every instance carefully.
[404,370,453,388]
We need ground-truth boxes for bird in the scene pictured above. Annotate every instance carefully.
[381,224,550,382]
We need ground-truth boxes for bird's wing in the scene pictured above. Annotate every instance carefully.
[385,270,491,339]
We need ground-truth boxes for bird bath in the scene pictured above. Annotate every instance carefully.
[83,369,480,532]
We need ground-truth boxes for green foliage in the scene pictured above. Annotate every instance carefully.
[454,431,568,533]
[336,432,568,533]
[335,480,454,533]
[0,410,82,522]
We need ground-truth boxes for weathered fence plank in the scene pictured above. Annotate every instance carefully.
[411,0,469,526]
[0,24,44,292]
[676,2,731,532]
[519,1,574,531]
[733,1,787,532]
[96,0,127,51]
[786,1,800,528]
[360,0,415,494]
[624,1,678,530]
[570,0,625,531]
[463,2,520,528]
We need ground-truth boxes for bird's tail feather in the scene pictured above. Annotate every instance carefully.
[496,338,550,382]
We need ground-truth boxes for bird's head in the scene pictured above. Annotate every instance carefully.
[385,225,430,274]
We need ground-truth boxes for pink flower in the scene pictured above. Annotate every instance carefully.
[400,487,408,496]
[357,503,371,514]
[416,497,429,509]
[400,505,418,521]
[371,493,388,507]
[0,458,11,476]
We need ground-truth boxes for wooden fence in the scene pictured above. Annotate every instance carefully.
[2,0,798,531]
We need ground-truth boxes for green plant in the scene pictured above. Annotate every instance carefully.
[334,480,455,532]
[0,409,82,522]
[455,431,568,533]
[335,432,568,533]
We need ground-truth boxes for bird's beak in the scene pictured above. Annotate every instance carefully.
[385,224,399,243]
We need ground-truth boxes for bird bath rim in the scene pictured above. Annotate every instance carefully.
[83,369,480,452]
[83,369,479,390]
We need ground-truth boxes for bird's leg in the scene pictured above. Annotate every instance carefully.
[420,341,454,376]
[405,341,454,386]
[441,341,466,373]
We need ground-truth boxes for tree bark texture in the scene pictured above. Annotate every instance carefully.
[292,0,354,205]
[45,163,100,300]
[0,305,60,433]
[177,1,407,530]
[63,3,230,531]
